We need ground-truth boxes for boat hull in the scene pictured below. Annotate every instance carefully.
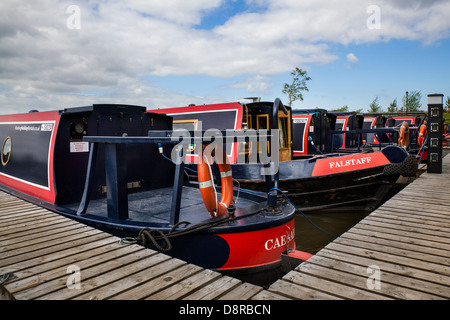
[47,196,298,275]
[168,218,296,273]
[237,169,398,212]
[229,145,413,212]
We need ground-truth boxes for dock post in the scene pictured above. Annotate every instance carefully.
[427,94,444,173]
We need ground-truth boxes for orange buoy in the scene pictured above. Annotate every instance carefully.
[197,144,234,217]
[417,123,427,146]
[398,121,409,148]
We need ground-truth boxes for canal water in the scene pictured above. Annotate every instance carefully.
[294,180,410,255]
[236,182,408,288]
[293,208,367,255]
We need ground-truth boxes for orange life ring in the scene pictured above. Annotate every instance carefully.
[417,124,427,146]
[197,144,234,217]
[398,121,409,148]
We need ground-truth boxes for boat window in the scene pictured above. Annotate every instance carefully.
[173,119,198,152]
[257,114,268,130]
[256,114,269,153]
[279,117,289,149]
[238,115,253,155]
[1,136,12,166]
[70,122,87,140]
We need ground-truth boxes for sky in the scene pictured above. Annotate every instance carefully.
[0,0,449,115]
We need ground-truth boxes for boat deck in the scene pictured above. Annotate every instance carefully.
[62,185,259,226]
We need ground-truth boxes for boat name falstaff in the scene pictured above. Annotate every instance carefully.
[329,156,372,169]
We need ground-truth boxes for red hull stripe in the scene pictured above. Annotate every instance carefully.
[312,152,390,176]
[218,219,296,271]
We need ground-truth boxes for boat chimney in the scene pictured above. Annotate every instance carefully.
[244,97,261,102]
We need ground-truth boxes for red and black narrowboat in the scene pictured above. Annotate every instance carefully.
[291,109,336,157]
[359,113,428,161]
[0,104,309,277]
[330,112,364,151]
[149,99,417,213]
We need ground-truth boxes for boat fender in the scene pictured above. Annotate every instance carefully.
[398,121,409,148]
[280,250,313,273]
[417,124,427,146]
[197,144,234,218]
[382,153,418,177]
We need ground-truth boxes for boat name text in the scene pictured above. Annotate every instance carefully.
[329,156,372,169]
[265,228,295,251]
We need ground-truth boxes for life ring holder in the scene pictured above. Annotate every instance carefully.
[197,143,234,217]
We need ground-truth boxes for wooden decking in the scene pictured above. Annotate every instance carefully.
[262,154,450,300]
[0,192,263,300]
[1,154,449,300]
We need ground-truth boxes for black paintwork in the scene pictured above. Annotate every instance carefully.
[54,104,174,204]
[0,122,52,187]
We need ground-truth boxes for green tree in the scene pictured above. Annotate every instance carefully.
[402,90,422,112]
[387,98,398,113]
[445,96,450,111]
[282,67,311,107]
[368,96,382,113]
[330,105,349,112]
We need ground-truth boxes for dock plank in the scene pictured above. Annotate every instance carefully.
[4,244,143,296]
[345,228,450,257]
[72,255,193,300]
[28,249,167,300]
[267,279,341,300]
[218,282,263,300]
[145,268,223,300]
[183,275,243,300]
[299,255,448,299]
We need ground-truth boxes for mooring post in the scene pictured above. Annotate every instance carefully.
[427,94,444,173]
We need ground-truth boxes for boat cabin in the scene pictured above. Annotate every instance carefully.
[361,114,388,145]
[149,100,293,164]
[330,112,364,150]
[291,109,336,157]
[385,114,426,149]
[0,104,174,205]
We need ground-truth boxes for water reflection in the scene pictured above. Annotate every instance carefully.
[294,208,368,254]
[231,183,407,287]
[293,182,406,254]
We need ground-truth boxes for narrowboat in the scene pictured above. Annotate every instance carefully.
[291,109,336,157]
[292,110,364,154]
[361,114,388,145]
[358,113,428,161]
[149,99,417,213]
[0,104,309,276]
[330,112,364,151]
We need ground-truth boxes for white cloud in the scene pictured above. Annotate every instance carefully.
[227,75,273,94]
[346,53,359,66]
[0,0,449,113]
